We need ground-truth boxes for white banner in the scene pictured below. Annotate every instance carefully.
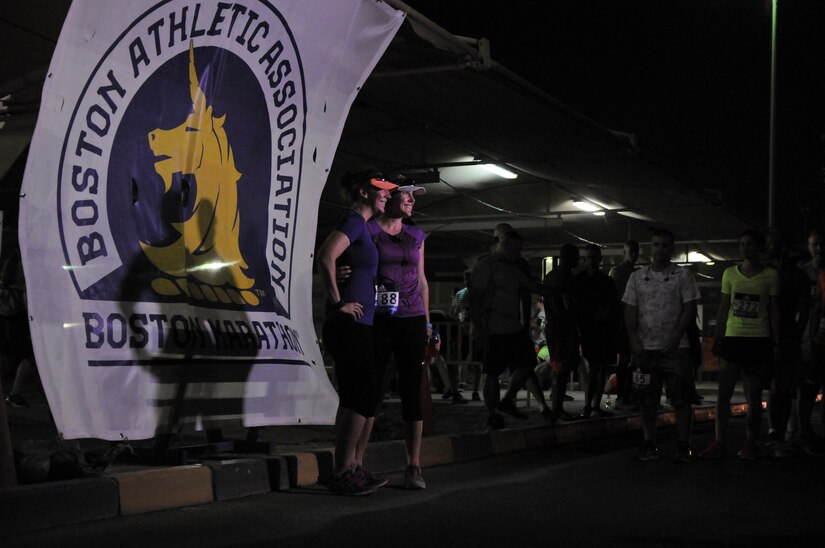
[19,0,404,440]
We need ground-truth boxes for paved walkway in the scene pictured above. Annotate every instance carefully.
[1,381,748,536]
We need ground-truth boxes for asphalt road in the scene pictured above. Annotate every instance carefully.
[4,417,824,548]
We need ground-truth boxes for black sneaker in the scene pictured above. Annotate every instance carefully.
[451,393,469,405]
[498,399,528,419]
[354,466,388,489]
[487,414,505,430]
[674,441,692,463]
[634,442,659,462]
[328,469,375,496]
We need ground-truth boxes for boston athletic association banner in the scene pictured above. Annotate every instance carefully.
[19,0,404,440]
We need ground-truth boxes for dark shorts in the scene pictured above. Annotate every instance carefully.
[719,337,773,384]
[580,328,617,367]
[773,338,802,393]
[801,344,825,386]
[580,341,616,368]
[482,331,537,376]
[631,349,696,408]
[322,319,380,418]
[0,314,34,364]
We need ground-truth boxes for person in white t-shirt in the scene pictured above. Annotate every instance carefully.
[623,229,701,461]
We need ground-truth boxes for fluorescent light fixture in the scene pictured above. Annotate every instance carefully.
[687,251,711,263]
[616,210,653,221]
[481,164,517,179]
[572,199,600,212]
[592,211,606,216]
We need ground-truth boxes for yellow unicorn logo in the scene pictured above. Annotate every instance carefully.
[142,42,259,306]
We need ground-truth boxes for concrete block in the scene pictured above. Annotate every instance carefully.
[604,418,628,436]
[113,465,213,515]
[450,432,492,462]
[524,426,556,449]
[265,456,291,491]
[312,449,336,484]
[199,453,290,492]
[279,453,319,487]
[490,428,526,455]
[554,421,598,444]
[656,411,677,426]
[626,415,644,431]
[420,436,454,467]
[363,440,407,474]
[0,477,119,535]
[201,458,270,500]
[694,406,715,422]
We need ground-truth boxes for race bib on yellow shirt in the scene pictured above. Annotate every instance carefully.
[732,292,760,319]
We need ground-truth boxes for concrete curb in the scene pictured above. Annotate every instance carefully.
[0,403,745,536]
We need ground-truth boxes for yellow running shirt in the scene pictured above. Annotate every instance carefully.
[721,265,779,338]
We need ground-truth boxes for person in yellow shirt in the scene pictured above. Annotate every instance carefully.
[701,229,780,460]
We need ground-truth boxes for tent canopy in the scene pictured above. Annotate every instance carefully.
[0,0,750,273]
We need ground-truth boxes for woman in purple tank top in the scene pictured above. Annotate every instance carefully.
[368,177,430,490]
[317,171,397,496]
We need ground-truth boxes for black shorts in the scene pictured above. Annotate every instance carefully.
[719,337,772,383]
[631,349,696,408]
[482,331,536,376]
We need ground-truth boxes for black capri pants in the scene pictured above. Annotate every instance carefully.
[322,318,381,418]
[373,314,428,422]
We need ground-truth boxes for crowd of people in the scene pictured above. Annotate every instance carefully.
[318,171,825,495]
[6,170,824,495]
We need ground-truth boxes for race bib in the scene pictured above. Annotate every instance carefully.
[632,371,651,386]
[375,287,399,316]
[732,292,760,319]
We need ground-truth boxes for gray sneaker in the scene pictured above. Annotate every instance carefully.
[403,464,426,490]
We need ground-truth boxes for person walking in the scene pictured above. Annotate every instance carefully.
[470,229,554,429]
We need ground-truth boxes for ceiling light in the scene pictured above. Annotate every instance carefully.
[481,164,517,179]
[572,199,599,212]
[592,211,606,216]
[616,210,653,221]
[687,251,711,263]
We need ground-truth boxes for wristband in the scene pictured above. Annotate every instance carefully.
[425,322,433,328]
[333,300,345,309]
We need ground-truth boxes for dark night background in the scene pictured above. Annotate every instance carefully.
[404,0,825,241]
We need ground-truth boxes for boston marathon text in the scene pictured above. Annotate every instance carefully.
[82,311,305,355]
